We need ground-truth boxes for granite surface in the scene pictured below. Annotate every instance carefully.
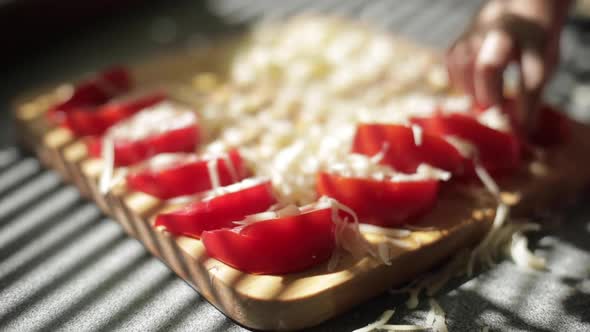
[1,1,589,331]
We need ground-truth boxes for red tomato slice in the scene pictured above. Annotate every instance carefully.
[127,149,250,199]
[316,172,439,227]
[352,123,465,173]
[411,113,521,174]
[64,92,166,136]
[155,179,277,239]
[48,67,131,124]
[202,207,335,275]
[87,125,199,166]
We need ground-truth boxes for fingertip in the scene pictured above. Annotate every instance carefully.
[520,50,548,134]
[521,50,546,94]
[446,41,466,92]
[474,31,515,108]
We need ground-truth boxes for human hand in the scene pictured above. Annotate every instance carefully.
[446,0,571,132]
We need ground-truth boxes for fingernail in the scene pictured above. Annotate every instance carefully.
[521,52,545,91]
[478,31,502,65]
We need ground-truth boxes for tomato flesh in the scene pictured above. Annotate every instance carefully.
[48,67,131,124]
[64,92,166,136]
[316,172,439,227]
[127,149,250,199]
[155,180,277,239]
[412,113,521,175]
[202,207,335,275]
[87,125,200,167]
[352,123,465,173]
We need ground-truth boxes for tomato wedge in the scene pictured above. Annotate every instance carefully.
[155,179,277,239]
[411,113,521,174]
[352,123,465,173]
[48,67,131,124]
[87,103,200,166]
[202,207,335,275]
[316,172,439,227]
[87,126,199,167]
[127,149,250,199]
[64,92,167,136]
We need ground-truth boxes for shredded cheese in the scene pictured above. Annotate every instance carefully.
[200,17,471,205]
[354,308,435,332]
[474,162,500,198]
[387,155,544,310]
[352,309,395,332]
[477,106,511,132]
[510,230,546,270]
[411,124,423,146]
[323,197,377,264]
[99,137,115,194]
[207,158,221,191]
[106,101,197,142]
[468,202,509,276]
[327,154,451,184]
[379,325,430,331]
[358,223,411,238]
[403,225,436,232]
[142,153,197,171]
[428,298,448,332]
[446,136,477,158]
[221,152,239,182]
[235,211,278,226]
[201,177,268,202]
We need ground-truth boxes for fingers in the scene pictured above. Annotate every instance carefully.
[518,49,547,133]
[446,40,469,93]
[447,27,550,134]
[474,30,515,108]
[446,36,478,97]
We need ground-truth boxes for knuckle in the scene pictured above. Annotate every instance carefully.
[475,60,500,76]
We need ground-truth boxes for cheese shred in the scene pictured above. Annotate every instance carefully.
[207,158,221,192]
[352,309,395,332]
[411,124,423,146]
[99,138,115,195]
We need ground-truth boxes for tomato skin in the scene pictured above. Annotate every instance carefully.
[155,180,277,239]
[352,123,465,174]
[64,92,166,136]
[316,172,439,227]
[202,207,335,275]
[127,149,250,199]
[48,67,132,124]
[87,125,200,166]
[411,113,521,175]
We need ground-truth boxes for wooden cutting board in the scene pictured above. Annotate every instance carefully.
[13,31,590,331]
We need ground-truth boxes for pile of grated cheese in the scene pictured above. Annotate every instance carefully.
[194,17,512,207]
